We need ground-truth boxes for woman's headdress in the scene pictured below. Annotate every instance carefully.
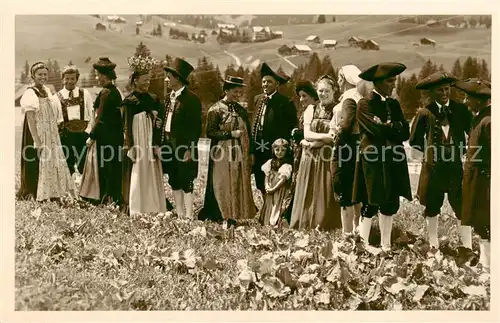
[127,55,159,85]
[128,55,159,74]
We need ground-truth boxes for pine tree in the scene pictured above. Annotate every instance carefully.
[451,58,462,78]
[418,59,437,80]
[450,57,465,104]
[224,63,237,79]
[480,59,490,81]
[485,16,492,29]
[135,41,151,57]
[462,56,478,79]
[21,60,30,83]
[50,60,63,91]
[395,75,404,97]
[246,68,262,117]
[276,65,295,99]
[236,66,245,78]
[321,55,335,78]
[399,73,421,121]
[305,52,322,82]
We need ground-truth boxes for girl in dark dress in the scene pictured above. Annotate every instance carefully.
[83,57,124,205]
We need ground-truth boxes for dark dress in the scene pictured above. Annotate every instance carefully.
[88,82,124,204]
[251,92,297,194]
[198,100,255,222]
[461,105,491,240]
[352,91,412,217]
[17,87,46,200]
[409,100,472,217]
[282,111,305,223]
[333,98,361,207]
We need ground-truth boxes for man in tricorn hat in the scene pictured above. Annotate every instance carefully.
[251,62,297,198]
[353,62,412,252]
[156,57,202,220]
[409,71,473,250]
[52,64,95,175]
[454,78,491,269]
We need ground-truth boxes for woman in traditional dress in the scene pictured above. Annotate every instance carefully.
[282,80,319,223]
[84,57,123,205]
[120,55,166,216]
[289,75,342,231]
[197,76,256,225]
[17,61,75,201]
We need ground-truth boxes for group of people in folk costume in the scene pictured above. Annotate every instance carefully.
[17,56,491,269]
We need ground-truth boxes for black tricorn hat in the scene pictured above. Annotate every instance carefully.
[453,78,491,98]
[260,62,290,85]
[164,57,194,85]
[415,72,458,90]
[358,62,406,81]
[224,76,246,87]
[93,57,117,71]
[295,79,319,100]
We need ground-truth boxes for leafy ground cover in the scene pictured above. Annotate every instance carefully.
[15,171,490,310]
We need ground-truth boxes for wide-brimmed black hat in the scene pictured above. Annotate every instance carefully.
[164,57,194,85]
[224,76,246,87]
[415,72,458,90]
[93,57,117,71]
[260,62,290,85]
[295,80,319,100]
[453,78,491,98]
[358,62,406,81]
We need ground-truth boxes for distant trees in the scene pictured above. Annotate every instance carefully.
[396,56,490,121]
[17,45,490,127]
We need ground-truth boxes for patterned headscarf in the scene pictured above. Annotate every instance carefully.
[30,61,49,78]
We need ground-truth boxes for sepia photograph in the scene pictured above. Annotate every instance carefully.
[8,8,494,315]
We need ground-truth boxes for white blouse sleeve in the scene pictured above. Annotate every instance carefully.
[261,159,272,175]
[83,89,95,118]
[278,163,293,180]
[303,104,315,128]
[20,88,39,113]
[50,94,63,122]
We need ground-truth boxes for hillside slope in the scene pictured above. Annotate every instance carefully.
[16,15,490,82]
